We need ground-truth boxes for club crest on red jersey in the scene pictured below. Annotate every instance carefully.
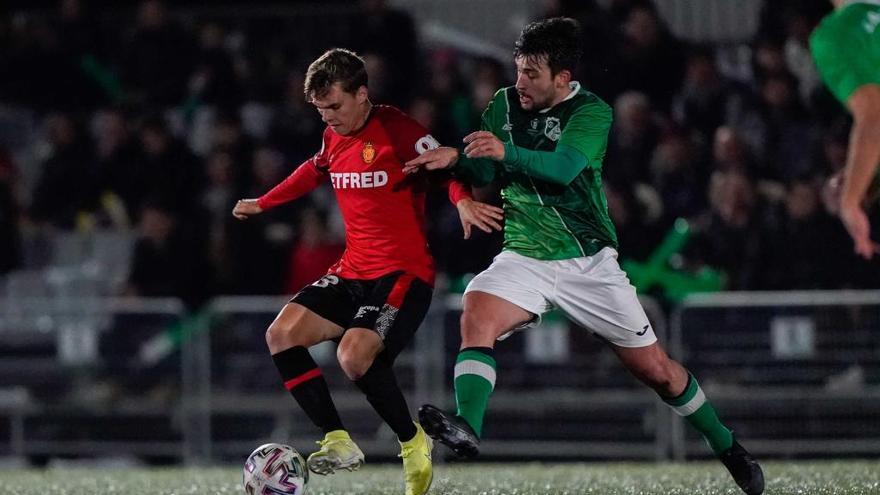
[362,142,376,164]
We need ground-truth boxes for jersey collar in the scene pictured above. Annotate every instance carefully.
[539,81,581,113]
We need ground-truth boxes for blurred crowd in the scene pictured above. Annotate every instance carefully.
[0,0,877,310]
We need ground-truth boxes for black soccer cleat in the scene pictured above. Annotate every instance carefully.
[719,438,764,495]
[418,404,480,459]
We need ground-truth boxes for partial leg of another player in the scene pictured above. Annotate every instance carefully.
[265,303,365,475]
[549,249,763,495]
[613,343,764,495]
[419,290,534,458]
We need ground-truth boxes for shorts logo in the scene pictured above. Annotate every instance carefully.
[374,304,399,339]
[362,142,376,163]
[355,305,380,319]
[544,117,561,141]
[636,324,650,336]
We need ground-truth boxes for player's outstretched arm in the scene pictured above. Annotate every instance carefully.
[467,127,588,186]
[403,146,459,173]
[237,159,326,220]
[232,199,263,220]
[841,84,880,259]
[455,197,504,239]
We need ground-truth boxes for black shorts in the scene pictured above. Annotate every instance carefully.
[291,271,433,361]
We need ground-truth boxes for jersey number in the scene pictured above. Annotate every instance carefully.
[312,275,340,288]
[415,135,440,155]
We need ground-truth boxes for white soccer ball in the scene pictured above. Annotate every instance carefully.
[243,443,309,495]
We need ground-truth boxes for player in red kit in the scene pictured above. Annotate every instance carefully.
[232,48,502,495]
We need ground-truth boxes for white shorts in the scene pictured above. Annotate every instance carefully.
[464,248,657,348]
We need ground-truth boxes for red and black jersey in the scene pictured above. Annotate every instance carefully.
[258,105,471,285]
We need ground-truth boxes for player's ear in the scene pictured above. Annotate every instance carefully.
[555,69,572,88]
[355,85,369,104]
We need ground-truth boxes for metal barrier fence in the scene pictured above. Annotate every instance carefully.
[0,297,191,462]
[669,291,880,460]
[0,292,666,464]
[5,290,879,464]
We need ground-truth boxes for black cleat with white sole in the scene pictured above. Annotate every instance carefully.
[417,404,480,459]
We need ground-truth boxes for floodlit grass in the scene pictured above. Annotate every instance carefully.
[1,461,879,494]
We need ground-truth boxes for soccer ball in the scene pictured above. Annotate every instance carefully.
[243,443,309,495]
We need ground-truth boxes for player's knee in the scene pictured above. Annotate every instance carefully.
[265,319,305,353]
[459,310,502,345]
[337,345,372,381]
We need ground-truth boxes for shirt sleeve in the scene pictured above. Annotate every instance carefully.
[497,97,609,185]
[380,106,442,164]
[811,23,880,104]
[445,178,472,205]
[257,131,330,210]
[500,143,589,186]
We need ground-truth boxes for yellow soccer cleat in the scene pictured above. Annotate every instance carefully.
[306,430,365,475]
[399,423,434,495]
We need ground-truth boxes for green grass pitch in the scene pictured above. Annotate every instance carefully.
[2,461,879,494]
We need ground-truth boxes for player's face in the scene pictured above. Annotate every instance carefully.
[311,83,370,136]
[514,54,570,111]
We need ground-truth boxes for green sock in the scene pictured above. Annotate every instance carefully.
[663,372,733,455]
[454,348,497,437]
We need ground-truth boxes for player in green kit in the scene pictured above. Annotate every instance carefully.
[404,17,764,495]
[811,0,880,259]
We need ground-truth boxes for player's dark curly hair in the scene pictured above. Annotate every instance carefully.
[304,48,368,100]
[514,17,582,76]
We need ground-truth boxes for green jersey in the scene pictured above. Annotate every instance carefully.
[457,83,616,260]
[810,1,880,104]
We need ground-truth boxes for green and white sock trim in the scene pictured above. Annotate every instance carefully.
[454,349,497,437]
[663,372,733,455]
[665,374,706,416]
[454,352,497,390]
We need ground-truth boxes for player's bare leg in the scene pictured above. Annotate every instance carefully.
[336,328,384,381]
[266,303,344,353]
[420,291,533,458]
[613,342,764,495]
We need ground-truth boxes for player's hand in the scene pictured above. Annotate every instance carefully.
[456,198,503,239]
[463,131,505,161]
[403,146,459,174]
[840,202,879,259]
[232,199,263,220]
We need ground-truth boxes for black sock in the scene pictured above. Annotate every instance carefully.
[354,357,417,442]
[272,346,344,434]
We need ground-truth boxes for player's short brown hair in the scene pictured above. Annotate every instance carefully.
[304,48,368,100]
[514,17,582,77]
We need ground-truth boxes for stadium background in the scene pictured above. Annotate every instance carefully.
[1,0,879,472]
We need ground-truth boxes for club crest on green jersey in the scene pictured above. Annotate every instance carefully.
[544,117,561,141]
